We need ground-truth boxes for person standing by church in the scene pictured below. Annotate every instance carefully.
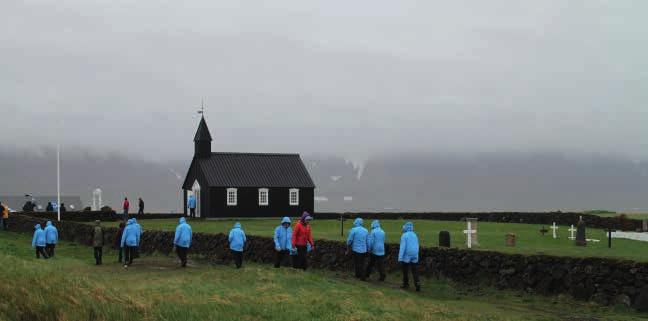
[187,195,196,217]
[174,217,192,267]
[44,221,58,257]
[365,220,386,281]
[273,217,292,268]
[228,222,246,268]
[346,218,368,280]
[122,197,130,222]
[138,198,144,216]
[292,212,315,270]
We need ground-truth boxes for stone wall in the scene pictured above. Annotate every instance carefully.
[7,214,648,310]
[316,212,643,231]
[19,211,184,222]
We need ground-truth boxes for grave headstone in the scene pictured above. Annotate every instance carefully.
[463,218,478,248]
[575,216,587,247]
[550,222,559,239]
[568,224,576,240]
[505,233,516,247]
[439,231,451,247]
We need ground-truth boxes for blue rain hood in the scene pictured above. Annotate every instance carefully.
[179,217,186,224]
[353,218,363,227]
[371,220,381,229]
[403,222,414,232]
[281,217,291,225]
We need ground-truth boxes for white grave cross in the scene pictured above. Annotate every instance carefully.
[550,222,559,239]
[463,220,477,248]
[568,224,576,240]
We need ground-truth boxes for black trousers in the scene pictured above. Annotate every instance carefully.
[94,246,103,265]
[401,262,420,287]
[118,247,123,263]
[2,218,6,230]
[274,250,290,268]
[35,246,49,259]
[45,244,56,257]
[124,246,136,265]
[231,250,243,268]
[295,246,308,270]
[366,254,386,281]
[353,252,366,279]
[138,208,144,215]
[176,246,189,267]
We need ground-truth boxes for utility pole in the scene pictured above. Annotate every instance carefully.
[57,144,61,222]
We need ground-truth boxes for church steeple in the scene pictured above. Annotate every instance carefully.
[194,116,212,158]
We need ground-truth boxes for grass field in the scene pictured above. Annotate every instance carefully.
[104,218,648,262]
[0,231,644,321]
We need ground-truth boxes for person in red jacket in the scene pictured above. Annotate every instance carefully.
[122,197,130,222]
[291,212,314,270]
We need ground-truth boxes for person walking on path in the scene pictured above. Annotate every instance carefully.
[292,212,315,270]
[365,220,386,281]
[174,217,192,267]
[44,221,58,257]
[228,222,246,268]
[122,197,130,221]
[121,219,140,267]
[187,195,196,217]
[92,220,105,265]
[115,222,125,263]
[138,198,144,216]
[273,217,293,268]
[0,202,7,230]
[346,218,369,280]
[32,224,49,259]
[399,222,421,291]
[46,202,54,212]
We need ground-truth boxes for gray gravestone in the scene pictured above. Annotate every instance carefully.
[575,216,587,247]
[439,231,450,247]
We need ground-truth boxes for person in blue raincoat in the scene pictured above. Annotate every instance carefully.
[187,195,197,217]
[365,220,386,281]
[347,218,369,280]
[273,217,293,268]
[44,220,58,257]
[229,222,246,268]
[121,219,140,267]
[398,222,421,291]
[32,224,49,259]
[174,217,192,267]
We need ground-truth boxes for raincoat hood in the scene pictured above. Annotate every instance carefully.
[35,224,41,230]
[46,221,52,227]
[179,217,186,224]
[234,222,241,229]
[353,218,363,227]
[403,222,414,232]
[371,220,381,229]
[127,219,134,226]
[281,217,291,225]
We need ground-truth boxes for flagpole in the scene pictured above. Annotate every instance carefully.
[57,144,61,222]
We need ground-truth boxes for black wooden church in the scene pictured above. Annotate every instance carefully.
[182,117,315,218]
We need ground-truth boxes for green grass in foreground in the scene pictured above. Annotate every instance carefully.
[103,218,648,262]
[0,231,644,321]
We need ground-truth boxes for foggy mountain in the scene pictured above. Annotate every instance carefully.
[1,148,647,213]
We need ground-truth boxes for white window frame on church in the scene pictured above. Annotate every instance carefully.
[289,188,299,206]
[258,188,269,206]
[227,188,237,206]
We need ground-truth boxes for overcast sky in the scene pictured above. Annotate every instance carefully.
[1,0,647,162]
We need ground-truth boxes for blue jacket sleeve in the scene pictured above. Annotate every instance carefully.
[121,229,127,248]
[174,226,180,246]
[273,227,281,249]
[346,229,355,246]
[32,232,37,248]
[136,229,141,245]
[228,230,233,243]
[398,234,407,262]
[188,226,192,247]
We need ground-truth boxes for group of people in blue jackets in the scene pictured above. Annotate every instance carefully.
[346,218,421,291]
[31,221,59,259]
[32,215,421,291]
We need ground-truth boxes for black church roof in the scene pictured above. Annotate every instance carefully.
[194,117,212,142]
[186,152,315,188]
